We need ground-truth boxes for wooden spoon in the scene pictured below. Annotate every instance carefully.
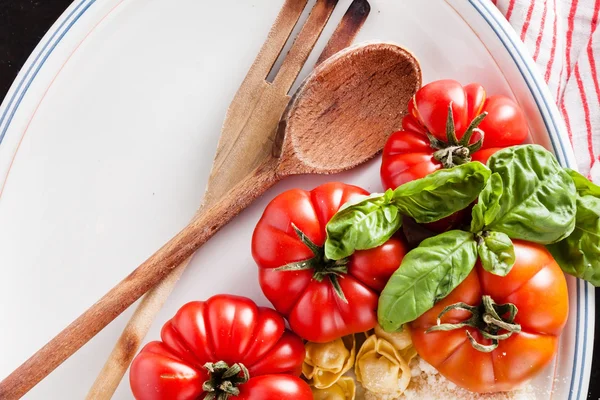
[0,42,421,400]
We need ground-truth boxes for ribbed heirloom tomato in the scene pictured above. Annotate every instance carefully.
[410,241,569,393]
[129,295,311,400]
[381,79,528,190]
[381,79,528,189]
[252,182,408,343]
[380,79,528,232]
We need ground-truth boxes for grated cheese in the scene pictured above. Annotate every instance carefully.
[356,356,536,400]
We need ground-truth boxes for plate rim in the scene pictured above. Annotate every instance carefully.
[465,1,595,399]
[0,0,594,398]
[0,0,98,144]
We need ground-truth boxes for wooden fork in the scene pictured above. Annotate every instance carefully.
[0,1,370,399]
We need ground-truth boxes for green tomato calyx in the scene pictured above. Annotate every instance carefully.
[430,103,487,168]
[275,223,349,303]
[425,295,521,353]
[203,361,250,400]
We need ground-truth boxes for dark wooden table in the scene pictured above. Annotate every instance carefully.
[0,1,598,398]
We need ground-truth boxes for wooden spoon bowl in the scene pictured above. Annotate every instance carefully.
[0,42,421,400]
[276,42,422,175]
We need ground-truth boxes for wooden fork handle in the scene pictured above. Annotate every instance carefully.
[0,158,280,400]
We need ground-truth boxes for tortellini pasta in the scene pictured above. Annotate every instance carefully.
[374,324,418,364]
[355,333,412,396]
[303,335,356,389]
[311,376,356,400]
[374,324,411,351]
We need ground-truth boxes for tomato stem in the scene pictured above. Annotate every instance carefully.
[433,146,470,168]
[426,295,521,353]
[466,130,485,154]
[329,275,348,303]
[459,111,488,147]
[203,361,250,400]
[290,223,322,256]
[446,103,459,146]
[426,132,446,149]
[274,223,349,302]
[429,106,488,168]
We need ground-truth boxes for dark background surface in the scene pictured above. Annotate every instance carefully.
[0,0,598,398]
[0,1,73,96]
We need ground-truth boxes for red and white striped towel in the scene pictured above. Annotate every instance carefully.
[493,0,600,182]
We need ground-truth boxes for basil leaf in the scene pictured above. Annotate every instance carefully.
[484,145,576,244]
[567,168,600,197]
[477,231,515,276]
[325,189,402,260]
[470,172,503,233]
[392,162,491,223]
[378,230,478,331]
[547,169,600,285]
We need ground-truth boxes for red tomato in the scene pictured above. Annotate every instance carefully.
[412,79,470,140]
[236,375,311,400]
[381,80,528,190]
[252,182,408,343]
[381,80,527,232]
[477,95,528,149]
[129,295,311,400]
[410,241,569,393]
[471,147,504,165]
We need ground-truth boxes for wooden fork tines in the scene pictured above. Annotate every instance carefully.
[204,0,342,207]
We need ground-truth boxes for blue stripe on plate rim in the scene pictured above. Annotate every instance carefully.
[0,0,593,398]
[0,0,97,142]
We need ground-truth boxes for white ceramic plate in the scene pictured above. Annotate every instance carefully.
[0,0,594,398]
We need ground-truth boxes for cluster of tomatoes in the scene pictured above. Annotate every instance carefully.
[128,80,569,399]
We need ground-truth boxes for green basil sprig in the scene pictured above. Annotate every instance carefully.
[567,168,600,197]
[547,169,600,286]
[476,231,515,276]
[470,172,503,233]
[470,173,516,275]
[325,190,402,261]
[474,145,577,244]
[378,230,478,331]
[324,162,490,260]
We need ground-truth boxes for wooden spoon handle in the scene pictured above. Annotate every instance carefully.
[84,261,188,400]
[0,157,280,400]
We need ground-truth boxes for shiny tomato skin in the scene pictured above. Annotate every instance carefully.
[237,375,313,400]
[129,295,308,400]
[252,182,408,343]
[286,275,379,342]
[464,82,486,118]
[413,79,469,141]
[380,130,442,190]
[381,81,528,188]
[471,147,503,165]
[410,241,568,393]
[349,237,407,292]
[402,113,427,134]
[478,95,528,148]
[130,342,204,400]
